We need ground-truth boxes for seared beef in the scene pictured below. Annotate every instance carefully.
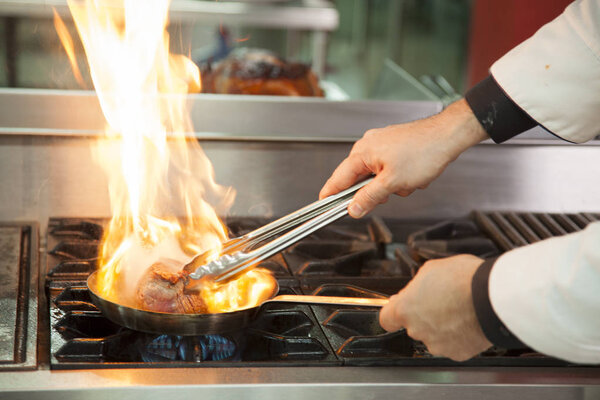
[136,262,207,314]
[200,48,324,97]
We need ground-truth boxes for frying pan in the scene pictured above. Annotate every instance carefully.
[87,270,388,335]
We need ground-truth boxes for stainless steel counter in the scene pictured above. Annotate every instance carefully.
[2,130,600,227]
[1,366,600,399]
[0,224,38,371]
[0,90,599,399]
[0,89,442,140]
[0,90,599,240]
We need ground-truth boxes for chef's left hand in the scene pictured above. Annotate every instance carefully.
[379,254,492,361]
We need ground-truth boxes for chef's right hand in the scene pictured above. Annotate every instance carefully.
[319,99,488,218]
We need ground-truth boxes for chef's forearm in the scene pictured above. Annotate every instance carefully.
[486,223,600,364]
[434,99,489,162]
[472,224,600,364]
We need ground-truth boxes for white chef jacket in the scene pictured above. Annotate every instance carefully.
[487,0,600,364]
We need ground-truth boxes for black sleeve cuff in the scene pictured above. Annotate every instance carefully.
[471,257,527,349]
[465,75,538,143]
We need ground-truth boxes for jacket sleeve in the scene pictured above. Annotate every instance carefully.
[467,0,600,143]
[486,222,600,364]
[467,0,600,363]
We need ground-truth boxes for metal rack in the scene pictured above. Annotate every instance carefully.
[0,0,339,78]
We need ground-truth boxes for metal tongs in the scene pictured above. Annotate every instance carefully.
[184,177,373,285]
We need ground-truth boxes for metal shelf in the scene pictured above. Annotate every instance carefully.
[0,0,338,31]
[0,0,338,77]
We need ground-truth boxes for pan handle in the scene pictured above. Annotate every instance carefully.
[267,294,388,307]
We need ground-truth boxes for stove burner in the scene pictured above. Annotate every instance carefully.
[407,219,499,261]
[48,261,94,280]
[50,221,104,240]
[289,240,378,275]
[45,214,588,369]
[142,334,237,362]
[49,241,99,261]
[242,329,329,361]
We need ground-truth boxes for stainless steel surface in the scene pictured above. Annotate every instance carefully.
[0,0,339,30]
[187,178,373,282]
[0,227,22,364]
[87,271,384,335]
[0,89,442,140]
[0,89,599,397]
[311,30,328,77]
[2,135,600,230]
[0,90,444,225]
[0,367,599,399]
[0,223,38,371]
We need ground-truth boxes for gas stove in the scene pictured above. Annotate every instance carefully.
[44,212,599,369]
[2,90,600,398]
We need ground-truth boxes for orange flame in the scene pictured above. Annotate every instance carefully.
[234,35,251,43]
[53,9,85,87]
[199,268,276,313]
[60,0,276,311]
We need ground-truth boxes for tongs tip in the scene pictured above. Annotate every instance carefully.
[185,177,374,283]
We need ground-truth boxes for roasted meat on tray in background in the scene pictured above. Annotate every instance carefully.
[136,262,207,314]
[199,48,324,97]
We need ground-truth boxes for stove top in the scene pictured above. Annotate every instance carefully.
[0,222,38,371]
[45,212,599,369]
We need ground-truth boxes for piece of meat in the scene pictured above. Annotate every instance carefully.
[136,262,207,314]
[200,48,324,97]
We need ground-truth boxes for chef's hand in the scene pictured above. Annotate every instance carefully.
[379,254,492,361]
[319,99,488,218]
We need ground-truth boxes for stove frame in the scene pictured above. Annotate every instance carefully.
[1,90,600,399]
[45,215,592,370]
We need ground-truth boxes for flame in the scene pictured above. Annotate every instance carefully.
[60,0,276,311]
[198,268,277,313]
[54,9,85,87]
[234,35,251,43]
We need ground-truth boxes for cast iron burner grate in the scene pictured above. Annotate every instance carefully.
[471,211,598,251]
[0,223,38,371]
[46,215,587,369]
[50,283,339,368]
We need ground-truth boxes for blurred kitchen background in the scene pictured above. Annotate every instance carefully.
[0,0,572,102]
